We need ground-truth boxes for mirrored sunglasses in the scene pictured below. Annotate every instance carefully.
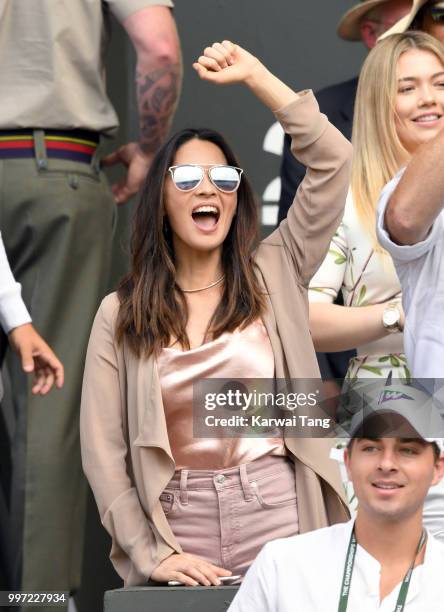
[168,164,243,193]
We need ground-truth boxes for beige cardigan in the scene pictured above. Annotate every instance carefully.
[80,91,352,585]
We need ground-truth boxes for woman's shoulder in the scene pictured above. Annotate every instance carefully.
[95,292,120,329]
[99,291,119,313]
[100,291,119,310]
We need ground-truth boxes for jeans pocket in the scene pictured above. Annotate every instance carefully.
[251,470,297,509]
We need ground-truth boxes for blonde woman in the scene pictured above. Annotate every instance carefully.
[307,35,444,383]
[310,30,444,538]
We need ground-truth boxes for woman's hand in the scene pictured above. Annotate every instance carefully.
[151,552,232,586]
[193,40,299,111]
[193,40,262,86]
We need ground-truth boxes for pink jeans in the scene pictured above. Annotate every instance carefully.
[159,455,298,579]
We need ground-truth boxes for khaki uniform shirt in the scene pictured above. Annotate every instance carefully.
[0,0,173,134]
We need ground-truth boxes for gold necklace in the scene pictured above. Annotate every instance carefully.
[179,275,225,293]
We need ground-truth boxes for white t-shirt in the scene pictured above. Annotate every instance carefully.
[0,232,31,333]
[376,171,444,379]
[228,520,444,612]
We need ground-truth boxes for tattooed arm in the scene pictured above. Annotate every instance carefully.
[103,6,182,204]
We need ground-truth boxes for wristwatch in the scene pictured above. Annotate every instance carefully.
[382,301,402,333]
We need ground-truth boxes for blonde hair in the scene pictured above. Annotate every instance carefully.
[351,32,444,251]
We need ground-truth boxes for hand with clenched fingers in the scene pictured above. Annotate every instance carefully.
[193,40,262,85]
[193,39,300,111]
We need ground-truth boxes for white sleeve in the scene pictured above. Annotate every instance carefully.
[228,543,277,612]
[0,233,31,333]
[376,170,444,263]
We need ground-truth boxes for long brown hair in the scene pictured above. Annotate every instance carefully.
[116,128,266,357]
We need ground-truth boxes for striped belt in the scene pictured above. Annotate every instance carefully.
[0,129,99,164]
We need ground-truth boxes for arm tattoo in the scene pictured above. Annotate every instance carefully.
[136,64,181,156]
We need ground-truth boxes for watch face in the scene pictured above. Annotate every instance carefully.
[384,309,398,326]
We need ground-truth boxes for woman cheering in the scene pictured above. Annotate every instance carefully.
[80,41,351,587]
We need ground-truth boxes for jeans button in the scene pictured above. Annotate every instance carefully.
[215,474,226,484]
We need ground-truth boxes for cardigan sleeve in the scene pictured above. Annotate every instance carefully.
[267,91,352,288]
[80,295,175,584]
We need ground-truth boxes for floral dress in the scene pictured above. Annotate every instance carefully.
[308,190,410,384]
[309,192,412,511]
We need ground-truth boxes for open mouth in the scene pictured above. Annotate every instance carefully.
[191,205,220,231]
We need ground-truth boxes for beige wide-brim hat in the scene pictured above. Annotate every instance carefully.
[337,0,402,41]
[381,0,444,38]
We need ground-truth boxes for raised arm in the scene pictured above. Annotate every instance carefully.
[278,134,306,224]
[194,41,352,285]
[384,126,444,245]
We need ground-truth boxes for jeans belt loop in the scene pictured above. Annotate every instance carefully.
[239,463,255,502]
[33,129,48,171]
[90,135,102,174]
[179,470,189,505]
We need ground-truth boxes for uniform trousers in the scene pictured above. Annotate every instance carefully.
[0,130,115,611]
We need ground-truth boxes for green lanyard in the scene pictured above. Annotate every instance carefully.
[337,527,426,612]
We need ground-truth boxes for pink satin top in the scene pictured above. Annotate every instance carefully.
[156,319,286,470]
